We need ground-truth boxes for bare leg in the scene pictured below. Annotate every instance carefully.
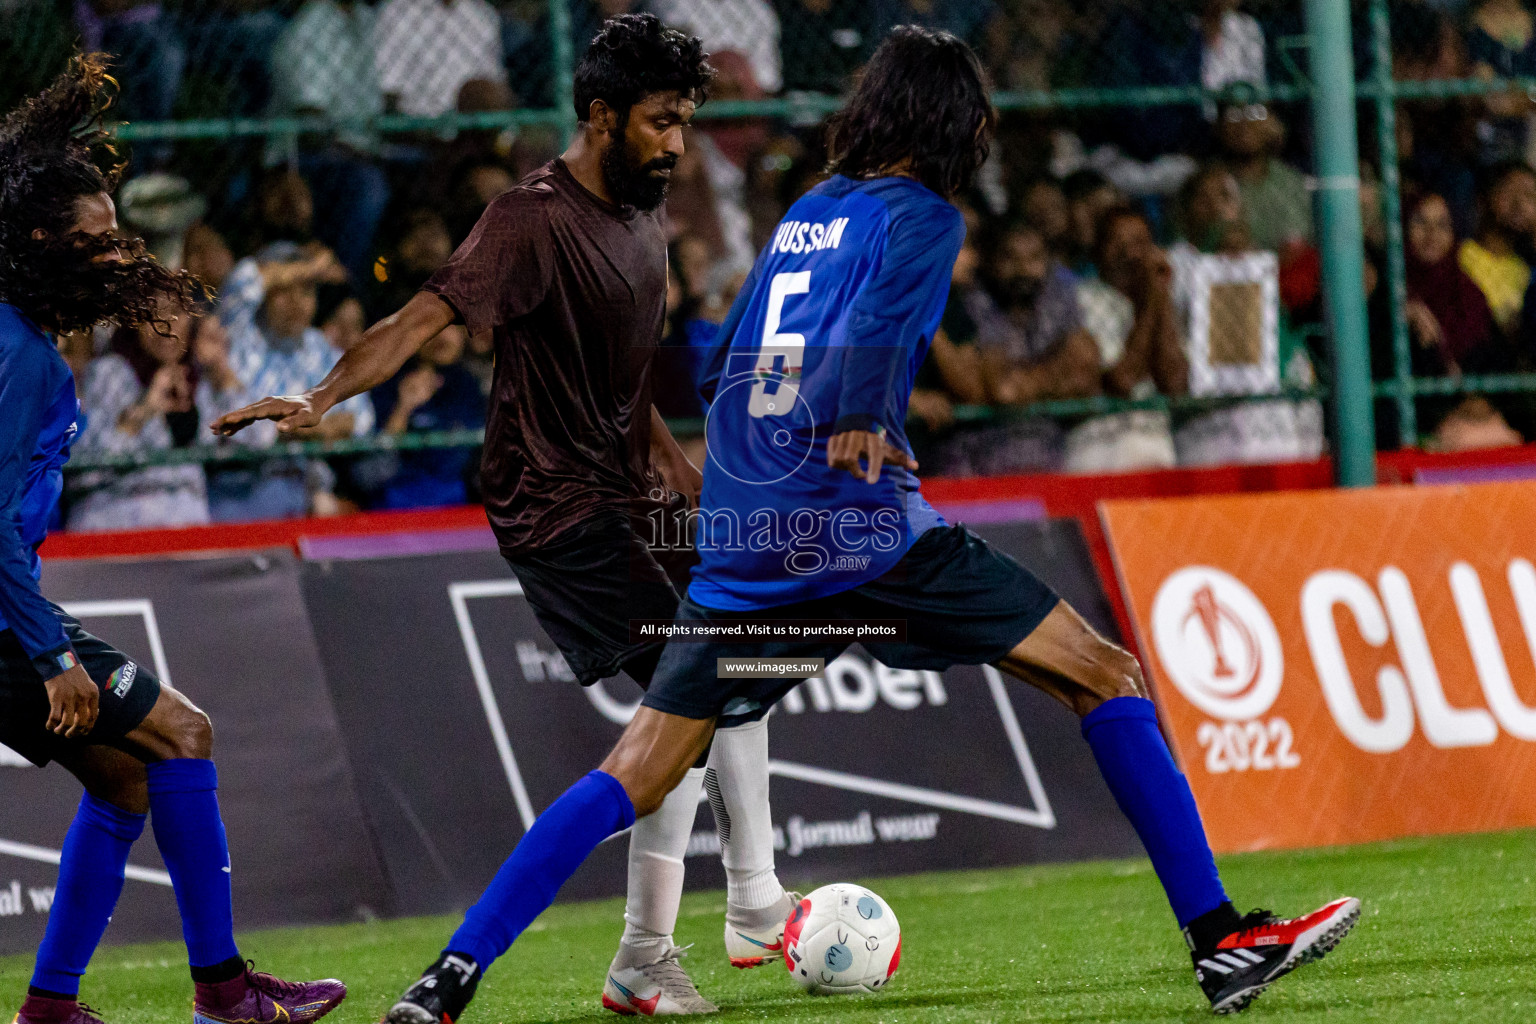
[119,684,213,763]
[994,601,1146,717]
[54,744,149,815]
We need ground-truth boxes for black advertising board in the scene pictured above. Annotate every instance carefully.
[0,550,390,956]
[301,519,1141,916]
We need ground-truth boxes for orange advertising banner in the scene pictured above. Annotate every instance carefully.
[1100,481,1536,853]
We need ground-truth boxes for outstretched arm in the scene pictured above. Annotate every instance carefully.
[211,291,455,436]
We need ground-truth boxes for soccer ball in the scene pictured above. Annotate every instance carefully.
[783,883,901,995]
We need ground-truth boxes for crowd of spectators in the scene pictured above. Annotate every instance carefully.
[17,0,1536,529]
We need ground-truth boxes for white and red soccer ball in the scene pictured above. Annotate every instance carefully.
[783,883,901,995]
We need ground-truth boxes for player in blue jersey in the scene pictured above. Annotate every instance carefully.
[380,28,1358,1022]
[0,56,345,1024]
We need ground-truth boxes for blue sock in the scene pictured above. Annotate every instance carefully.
[145,759,240,969]
[447,770,636,971]
[1081,696,1228,926]
[30,793,146,996]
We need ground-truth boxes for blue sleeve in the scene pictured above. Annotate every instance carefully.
[833,198,965,434]
[698,258,764,407]
[0,340,71,673]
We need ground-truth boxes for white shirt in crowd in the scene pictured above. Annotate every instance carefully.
[1201,10,1267,91]
[374,0,506,117]
[650,0,782,93]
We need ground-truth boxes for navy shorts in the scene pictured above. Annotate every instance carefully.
[641,525,1060,727]
[0,604,164,767]
[505,498,698,688]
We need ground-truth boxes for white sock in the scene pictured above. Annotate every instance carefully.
[620,765,705,955]
[707,718,787,913]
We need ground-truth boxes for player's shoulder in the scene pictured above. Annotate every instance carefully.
[832,174,957,214]
[482,162,565,215]
[0,303,50,357]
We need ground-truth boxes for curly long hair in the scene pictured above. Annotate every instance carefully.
[0,53,198,334]
[826,26,997,198]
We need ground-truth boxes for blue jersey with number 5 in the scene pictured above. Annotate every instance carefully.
[688,174,966,611]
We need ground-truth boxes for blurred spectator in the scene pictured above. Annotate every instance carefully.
[248,160,385,293]
[959,221,1101,473]
[209,244,375,520]
[116,174,207,270]
[1461,161,1536,333]
[501,0,637,107]
[1164,181,1326,467]
[375,0,506,117]
[884,0,999,51]
[908,226,987,473]
[1398,107,1479,239]
[369,325,486,507]
[183,0,286,116]
[1097,0,1264,162]
[665,144,732,272]
[652,243,717,419]
[73,0,184,124]
[244,166,317,252]
[67,308,214,530]
[1216,100,1314,253]
[443,156,518,242]
[1062,169,1122,272]
[1173,162,1251,255]
[686,49,770,274]
[1467,0,1536,165]
[651,0,781,93]
[269,0,392,282]
[1396,191,1521,449]
[1020,175,1072,262]
[1407,192,1497,373]
[317,283,368,355]
[775,0,888,93]
[1200,0,1265,93]
[368,208,455,318]
[271,0,384,149]
[1068,205,1184,472]
[183,222,237,289]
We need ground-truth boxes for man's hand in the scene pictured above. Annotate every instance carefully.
[655,447,703,509]
[827,429,918,484]
[44,662,98,738]
[211,394,324,437]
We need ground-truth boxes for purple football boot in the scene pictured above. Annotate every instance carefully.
[193,962,346,1024]
[13,994,109,1024]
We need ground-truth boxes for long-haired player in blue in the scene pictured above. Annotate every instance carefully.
[379,28,1359,1021]
[0,56,346,1024]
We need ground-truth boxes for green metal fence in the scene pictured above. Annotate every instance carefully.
[5,0,1535,489]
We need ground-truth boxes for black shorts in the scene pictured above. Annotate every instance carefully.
[504,498,698,688]
[641,524,1060,727]
[0,604,164,767]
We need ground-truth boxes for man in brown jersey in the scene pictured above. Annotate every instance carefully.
[213,14,795,1018]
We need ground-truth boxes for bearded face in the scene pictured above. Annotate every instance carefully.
[601,113,680,212]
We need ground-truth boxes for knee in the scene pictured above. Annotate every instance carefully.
[162,702,214,760]
[602,758,673,819]
[1079,645,1148,714]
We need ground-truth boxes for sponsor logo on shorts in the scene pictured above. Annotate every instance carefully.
[109,662,138,699]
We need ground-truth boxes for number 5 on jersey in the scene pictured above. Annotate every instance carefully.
[749,271,810,419]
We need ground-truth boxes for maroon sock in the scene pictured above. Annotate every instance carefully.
[193,973,249,1011]
[18,992,78,1023]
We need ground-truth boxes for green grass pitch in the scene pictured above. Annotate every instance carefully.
[5,828,1533,1023]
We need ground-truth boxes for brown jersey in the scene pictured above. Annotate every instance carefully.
[424,159,670,556]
